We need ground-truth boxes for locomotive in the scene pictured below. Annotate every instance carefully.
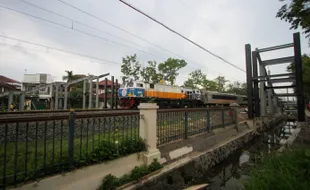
[118,79,247,109]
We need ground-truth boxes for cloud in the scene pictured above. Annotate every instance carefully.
[0,0,309,87]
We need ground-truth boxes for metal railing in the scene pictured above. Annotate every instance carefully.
[0,111,141,188]
[157,108,236,146]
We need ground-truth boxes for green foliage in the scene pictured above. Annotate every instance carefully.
[214,76,228,92]
[158,58,187,85]
[121,54,141,80]
[63,70,74,82]
[243,147,310,190]
[98,159,163,190]
[183,69,219,91]
[1,134,146,188]
[287,54,310,102]
[276,0,310,43]
[140,61,163,83]
[226,81,247,95]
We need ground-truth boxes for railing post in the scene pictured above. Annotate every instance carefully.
[184,109,188,139]
[68,110,76,169]
[207,110,211,132]
[138,103,161,165]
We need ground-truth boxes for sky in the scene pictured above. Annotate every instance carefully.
[0,0,309,89]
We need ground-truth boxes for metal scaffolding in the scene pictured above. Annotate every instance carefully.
[245,32,305,122]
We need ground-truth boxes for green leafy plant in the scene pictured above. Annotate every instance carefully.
[243,146,310,190]
[98,159,163,190]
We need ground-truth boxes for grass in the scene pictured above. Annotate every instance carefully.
[243,146,310,190]
[0,128,143,188]
[97,159,163,190]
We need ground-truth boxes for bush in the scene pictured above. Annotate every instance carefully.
[98,159,163,190]
[243,147,310,190]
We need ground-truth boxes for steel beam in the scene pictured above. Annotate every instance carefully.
[88,78,93,109]
[64,86,68,109]
[252,73,295,79]
[245,44,254,119]
[260,64,267,116]
[83,80,86,109]
[256,43,294,53]
[252,51,260,117]
[265,85,296,89]
[104,78,108,109]
[7,91,13,110]
[95,78,99,109]
[293,32,305,122]
[269,78,295,83]
[262,56,294,66]
[19,92,25,111]
[274,93,297,97]
[111,76,114,109]
[115,79,118,109]
[55,84,59,110]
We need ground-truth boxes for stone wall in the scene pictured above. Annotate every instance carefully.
[135,116,284,190]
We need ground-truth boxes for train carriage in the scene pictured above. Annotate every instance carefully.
[118,80,247,109]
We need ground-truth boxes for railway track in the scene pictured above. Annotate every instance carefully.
[0,106,247,120]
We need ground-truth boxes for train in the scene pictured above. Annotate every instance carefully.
[118,79,247,109]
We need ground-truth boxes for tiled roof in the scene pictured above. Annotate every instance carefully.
[0,75,20,84]
[99,80,120,86]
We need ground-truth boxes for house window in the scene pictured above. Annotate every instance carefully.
[150,84,154,89]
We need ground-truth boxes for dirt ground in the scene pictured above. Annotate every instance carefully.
[294,123,310,146]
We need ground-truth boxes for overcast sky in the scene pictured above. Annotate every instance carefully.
[0,0,309,88]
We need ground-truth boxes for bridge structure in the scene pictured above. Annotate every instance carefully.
[0,73,123,111]
[245,32,305,123]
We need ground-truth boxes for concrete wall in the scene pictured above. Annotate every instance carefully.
[129,116,284,190]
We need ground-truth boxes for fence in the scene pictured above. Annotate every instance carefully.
[0,111,142,188]
[157,107,236,146]
[0,104,240,189]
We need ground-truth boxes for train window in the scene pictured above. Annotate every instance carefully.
[150,84,154,89]
[212,94,237,100]
[136,83,143,87]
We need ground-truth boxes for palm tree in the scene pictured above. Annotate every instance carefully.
[62,70,74,82]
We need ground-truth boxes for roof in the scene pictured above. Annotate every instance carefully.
[99,80,120,86]
[0,75,20,84]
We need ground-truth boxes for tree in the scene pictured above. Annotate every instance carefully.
[226,81,247,95]
[183,69,219,91]
[276,0,310,43]
[214,76,228,92]
[287,54,310,102]
[158,58,187,85]
[183,69,207,89]
[62,70,74,82]
[140,61,162,83]
[121,54,141,81]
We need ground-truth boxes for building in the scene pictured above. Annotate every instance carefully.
[98,79,120,99]
[0,75,21,93]
[22,73,54,99]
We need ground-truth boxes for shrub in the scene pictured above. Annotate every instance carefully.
[98,159,163,190]
[243,147,310,190]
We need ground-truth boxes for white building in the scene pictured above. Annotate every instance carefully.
[22,73,54,99]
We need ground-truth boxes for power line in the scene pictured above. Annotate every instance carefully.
[0,42,119,65]
[55,0,216,70]
[0,4,157,57]
[119,0,246,73]
[0,34,122,65]
[18,0,156,53]
[1,1,242,82]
